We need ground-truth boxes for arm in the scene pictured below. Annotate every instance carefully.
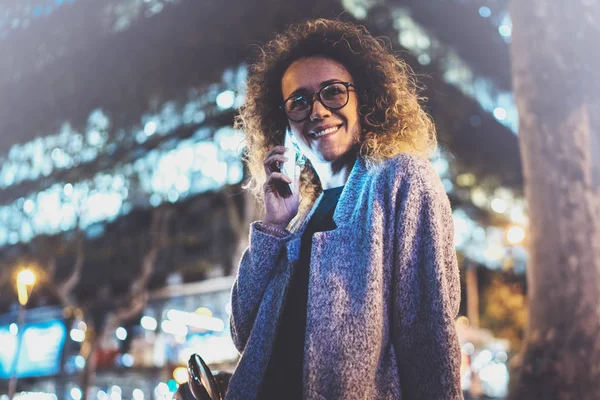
[229,221,291,353]
[391,169,462,400]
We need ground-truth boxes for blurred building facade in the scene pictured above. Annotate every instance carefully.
[0,0,522,398]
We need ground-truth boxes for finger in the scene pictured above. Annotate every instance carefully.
[264,172,293,199]
[265,145,287,158]
[264,155,289,175]
[265,171,292,185]
[264,173,293,196]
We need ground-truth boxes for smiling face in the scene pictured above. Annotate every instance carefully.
[281,56,361,164]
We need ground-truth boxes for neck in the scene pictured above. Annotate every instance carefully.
[310,148,358,190]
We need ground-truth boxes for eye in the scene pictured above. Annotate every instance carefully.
[322,84,345,99]
[287,95,310,111]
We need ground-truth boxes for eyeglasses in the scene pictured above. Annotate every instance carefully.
[281,81,356,122]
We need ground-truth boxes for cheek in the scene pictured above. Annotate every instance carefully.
[289,125,310,148]
[345,102,361,129]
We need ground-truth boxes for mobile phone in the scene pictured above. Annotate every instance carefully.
[188,353,221,400]
[280,131,298,195]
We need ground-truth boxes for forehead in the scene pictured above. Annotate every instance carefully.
[281,56,353,98]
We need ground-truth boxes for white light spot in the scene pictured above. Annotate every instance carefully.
[74,355,85,369]
[216,90,235,110]
[132,389,145,400]
[493,107,507,121]
[495,351,508,363]
[353,6,367,19]
[63,183,74,197]
[70,387,82,400]
[432,157,448,176]
[70,328,85,342]
[87,130,102,147]
[110,392,121,400]
[507,225,525,244]
[9,323,18,335]
[23,199,35,214]
[491,198,508,213]
[149,194,162,207]
[116,327,127,341]
[110,386,121,394]
[167,190,180,203]
[499,24,512,37]
[462,342,475,355]
[399,31,416,49]
[122,353,134,367]
[416,36,431,49]
[144,121,157,136]
[471,188,488,208]
[141,316,158,331]
[110,385,122,400]
[155,382,169,395]
[417,53,431,65]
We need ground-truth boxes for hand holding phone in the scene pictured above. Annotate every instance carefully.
[262,131,302,230]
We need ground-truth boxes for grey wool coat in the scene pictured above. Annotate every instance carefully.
[227,153,463,400]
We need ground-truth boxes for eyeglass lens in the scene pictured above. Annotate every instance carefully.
[284,83,350,121]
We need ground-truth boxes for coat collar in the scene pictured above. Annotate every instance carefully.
[289,156,369,235]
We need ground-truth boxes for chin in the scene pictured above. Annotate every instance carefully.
[317,148,351,163]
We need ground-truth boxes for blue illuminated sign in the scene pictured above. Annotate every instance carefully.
[0,320,67,379]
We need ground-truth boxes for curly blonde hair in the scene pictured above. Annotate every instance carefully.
[235,18,437,211]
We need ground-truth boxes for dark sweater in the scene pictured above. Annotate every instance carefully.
[259,186,344,399]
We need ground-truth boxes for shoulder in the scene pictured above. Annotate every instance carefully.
[374,153,446,198]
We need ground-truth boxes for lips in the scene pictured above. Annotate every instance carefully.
[309,123,343,139]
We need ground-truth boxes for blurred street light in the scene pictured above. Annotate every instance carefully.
[16,268,36,306]
[507,225,526,245]
[9,267,37,399]
[173,366,188,384]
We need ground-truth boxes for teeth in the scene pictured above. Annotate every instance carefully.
[313,125,340,138]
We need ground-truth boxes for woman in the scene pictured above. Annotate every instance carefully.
[226,19,462,400]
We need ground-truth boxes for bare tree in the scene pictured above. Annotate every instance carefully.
[509,1,600,399]
[48,229,86,307]
[79,206,173,400]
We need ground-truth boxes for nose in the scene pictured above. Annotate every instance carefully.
[309,98,331,121]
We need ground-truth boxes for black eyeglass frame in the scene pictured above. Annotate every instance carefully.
[280,81,357,122]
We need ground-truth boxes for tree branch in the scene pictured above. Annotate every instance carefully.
[57,229,85,301]
[111,206,173,328]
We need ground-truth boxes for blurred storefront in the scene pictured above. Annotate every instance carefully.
[0,276,238,400]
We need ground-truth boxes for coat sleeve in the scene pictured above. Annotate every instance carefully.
[229,221,291,353]
[391,165,463,400]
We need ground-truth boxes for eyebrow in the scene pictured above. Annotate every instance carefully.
[287,79,346,98]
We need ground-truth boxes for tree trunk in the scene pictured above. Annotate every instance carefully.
[79,207,171,399]
[80,330,98,400]
[509,1,600,399]
[465,260,480,329]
